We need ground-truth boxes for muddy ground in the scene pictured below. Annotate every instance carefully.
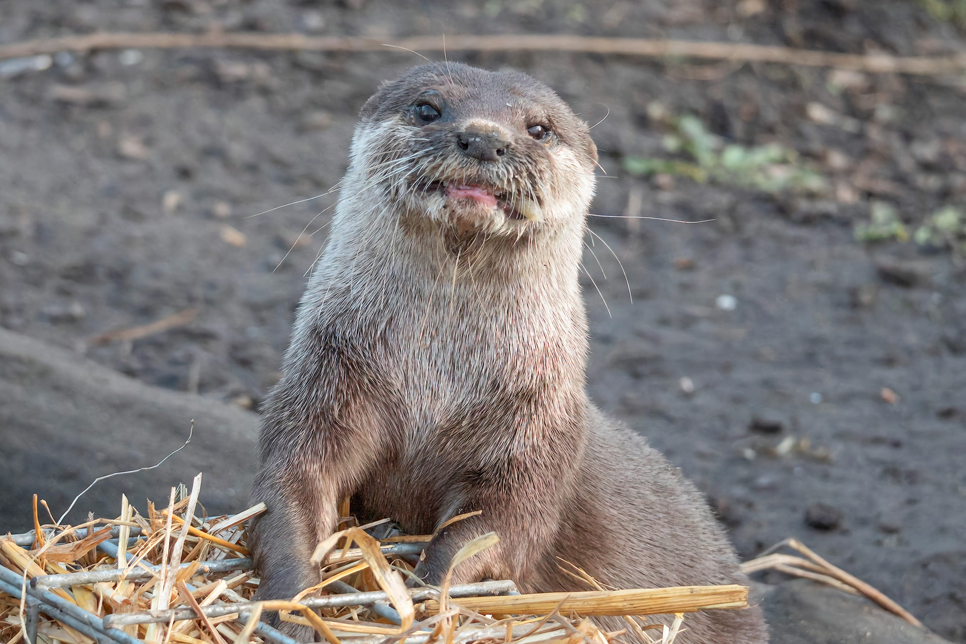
[2,0,965,639]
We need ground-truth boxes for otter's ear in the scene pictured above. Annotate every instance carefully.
[361,79,395,120]
[360,93,381,121]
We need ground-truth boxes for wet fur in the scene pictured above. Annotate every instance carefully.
[250,63,768,643]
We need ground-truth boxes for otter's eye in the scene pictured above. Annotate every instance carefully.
[415,103,441,124]
[527,124,550,141]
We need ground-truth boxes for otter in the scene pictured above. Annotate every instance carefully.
[250,62,768,643]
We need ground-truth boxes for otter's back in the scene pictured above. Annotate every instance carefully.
[541,407,769,643]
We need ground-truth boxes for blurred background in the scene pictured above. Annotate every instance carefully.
[1,0,965,639]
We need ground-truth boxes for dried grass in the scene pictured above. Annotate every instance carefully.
[1,477,750,644]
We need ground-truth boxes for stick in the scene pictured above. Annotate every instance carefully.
[785,538,922,628]
[0,577,118,644]
[9,525,143,548]
[1,33,966,75]
[0,565,140,644]
[86,308,197,346]
[743,538,922,628]
[102,580,518,628]
[421,585,748,617]
[159,510,249,556]
[32,557,251,589]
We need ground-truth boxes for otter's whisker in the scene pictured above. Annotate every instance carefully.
[587,214,716,223]
[580,261,611,318]
[586,227,633,304]
[247,181,343,218]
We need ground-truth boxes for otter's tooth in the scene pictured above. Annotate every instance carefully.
[517,197,544,222]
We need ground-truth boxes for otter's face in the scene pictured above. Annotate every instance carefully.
[353,63,598,237]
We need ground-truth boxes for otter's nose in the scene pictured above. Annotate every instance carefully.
[456,127,509,162]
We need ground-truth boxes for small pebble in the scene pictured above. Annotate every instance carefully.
[880,387,900,405]
[749,414,784,434]
[678,376,695,395]
[162,190,182,214]
[715,294,737,311]
[119,49,144,66]
[117,135,149,161]
[0,55,52,79]
[302,10,326,32]
[805,502,843,531]
[54,52,75,68]
[48,82,127,107]
[936,407,959,420]
[212,201,232,219]
[775,435,797,456]
[220,225,247,247]
[42,301,86,324]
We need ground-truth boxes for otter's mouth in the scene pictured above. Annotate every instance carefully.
[417,180,543,223]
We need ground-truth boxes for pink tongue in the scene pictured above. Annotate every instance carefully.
[445,184,498,208]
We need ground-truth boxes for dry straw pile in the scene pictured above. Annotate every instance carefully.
[0,474,751,644]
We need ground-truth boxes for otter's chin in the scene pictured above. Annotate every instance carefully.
[444,197,504,235]
[409,180,545,236]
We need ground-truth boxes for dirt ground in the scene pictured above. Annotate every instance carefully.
[2,0,966,639]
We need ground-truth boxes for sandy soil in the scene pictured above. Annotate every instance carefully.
[1,1,965,639]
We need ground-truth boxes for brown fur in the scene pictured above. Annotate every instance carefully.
[250,62,768,643]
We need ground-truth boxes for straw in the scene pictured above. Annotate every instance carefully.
[0,477,752,644]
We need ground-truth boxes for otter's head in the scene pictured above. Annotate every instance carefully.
[352,62,598,237]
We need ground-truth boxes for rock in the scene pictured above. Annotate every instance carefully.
[936,406,959,420]
[877,516,903,534]
[162,190,183,214]
[749,413,785,435]
[40,301,86,324]
[212,201,232,219]
[0,328,258,531]
[47,82,127,108]
[758,579,953,643]
[805,502,843,531]
[117,134,149,161]
[301,10,326,33]
[219,224,247,247]
[0,55,53,79]
[875,257,934,289]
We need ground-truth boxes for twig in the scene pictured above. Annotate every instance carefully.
[742,538,923,628]
[159,509,249,555]
[159,474,203,615]
[9,525,143,548]
[56,421,194,525]
[102,580,518,628]
[32,558,251,590]
[206,503,267,535]
[421,585,749,617]
[1,33,966,75]
[86,308,198,346]
[0,576,119,644]
[785,538,922,628]
[0,565,141,644]
[177,579,228,644]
